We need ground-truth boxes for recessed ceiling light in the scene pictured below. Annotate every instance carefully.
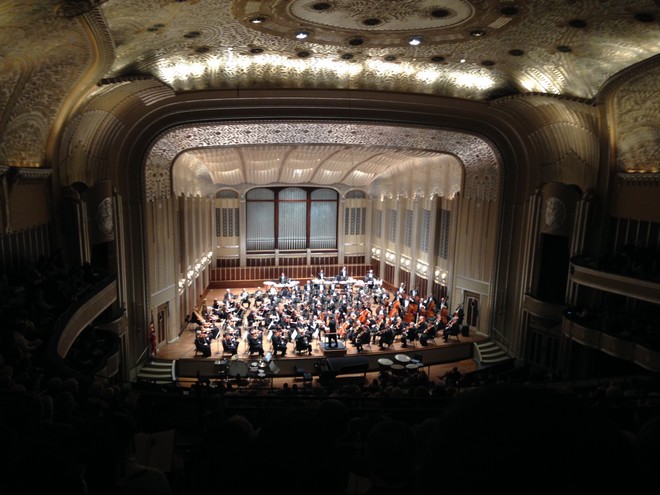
[470,29,486,37]
[500,6,519,16]
[362,18,382,26]
[311,2,332,10]
[568,19,587,28]
[249,16,267,24]
[295,30,310,40]
[431,8,451,18]
[408,36,422,46]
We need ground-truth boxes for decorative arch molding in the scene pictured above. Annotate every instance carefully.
[145,120,502,203]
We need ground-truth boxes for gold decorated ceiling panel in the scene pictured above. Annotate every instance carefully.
[100,0,660,101]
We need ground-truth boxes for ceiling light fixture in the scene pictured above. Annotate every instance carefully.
[249,16,267,24]
[408,36,423,46]
[295,30,310,40]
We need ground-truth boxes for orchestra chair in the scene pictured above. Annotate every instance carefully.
[193,339,207,357]
[445,325,461,342]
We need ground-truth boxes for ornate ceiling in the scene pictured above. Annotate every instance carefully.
[0,0,658,194]
[101,0,660,101]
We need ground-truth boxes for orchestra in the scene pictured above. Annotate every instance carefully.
[185,270,459,363]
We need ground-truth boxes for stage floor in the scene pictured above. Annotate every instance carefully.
[155,288,484,380]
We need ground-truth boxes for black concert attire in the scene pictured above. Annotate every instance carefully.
[326,316,338,347]
[355,326,370,352]
[195,332,212,357]
[419,321,436,346]
[379,326,395,349]
[295,333,313,355]
[247,331,264,357]
[207,324,221,340]
[271,331,288,357]
[401,323,418,348]
[222,334,239,355]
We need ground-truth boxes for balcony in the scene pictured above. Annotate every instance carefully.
[570,255,660,305]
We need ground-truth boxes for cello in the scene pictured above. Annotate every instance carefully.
[388,299,401,319]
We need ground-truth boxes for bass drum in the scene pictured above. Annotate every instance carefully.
[228,359,249,378]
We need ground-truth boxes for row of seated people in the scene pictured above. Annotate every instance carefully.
[197,310,462,359]
[195,322,315,359]
[191,282,464,358]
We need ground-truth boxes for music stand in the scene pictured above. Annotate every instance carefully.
[268,360,280,390]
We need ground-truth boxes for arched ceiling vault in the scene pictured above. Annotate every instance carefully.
[149,120,500,202]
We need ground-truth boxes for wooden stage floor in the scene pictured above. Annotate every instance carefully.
[153,287,483,386]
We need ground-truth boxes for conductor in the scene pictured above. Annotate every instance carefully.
[325,314,339,348]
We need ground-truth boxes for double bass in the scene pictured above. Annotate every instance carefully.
[403,297,419,323]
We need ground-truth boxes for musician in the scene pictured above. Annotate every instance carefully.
[271,329,288,357]
[354,324,370,352]
[195,330,212,357]
[317,269,325,281]
[222,332,239,355]
[443,312,460,342]
[247,328,264,357]
[363,269,375,292]
[254,287,265,304]
[378,325,395,349]
[206,322,221,340]
[338,266,348,281]
[239,288,250,305]
[223,288,233,303]
[279,272,289,284]
[455,304,465,326]
[325,314,338,348]
[419,318,437,346]
[189,308,204,326]
[400,321,418,348]
[295,331,313,355]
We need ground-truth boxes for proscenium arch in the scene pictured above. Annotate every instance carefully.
[145,120,502,202]
[60,88,538,367]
